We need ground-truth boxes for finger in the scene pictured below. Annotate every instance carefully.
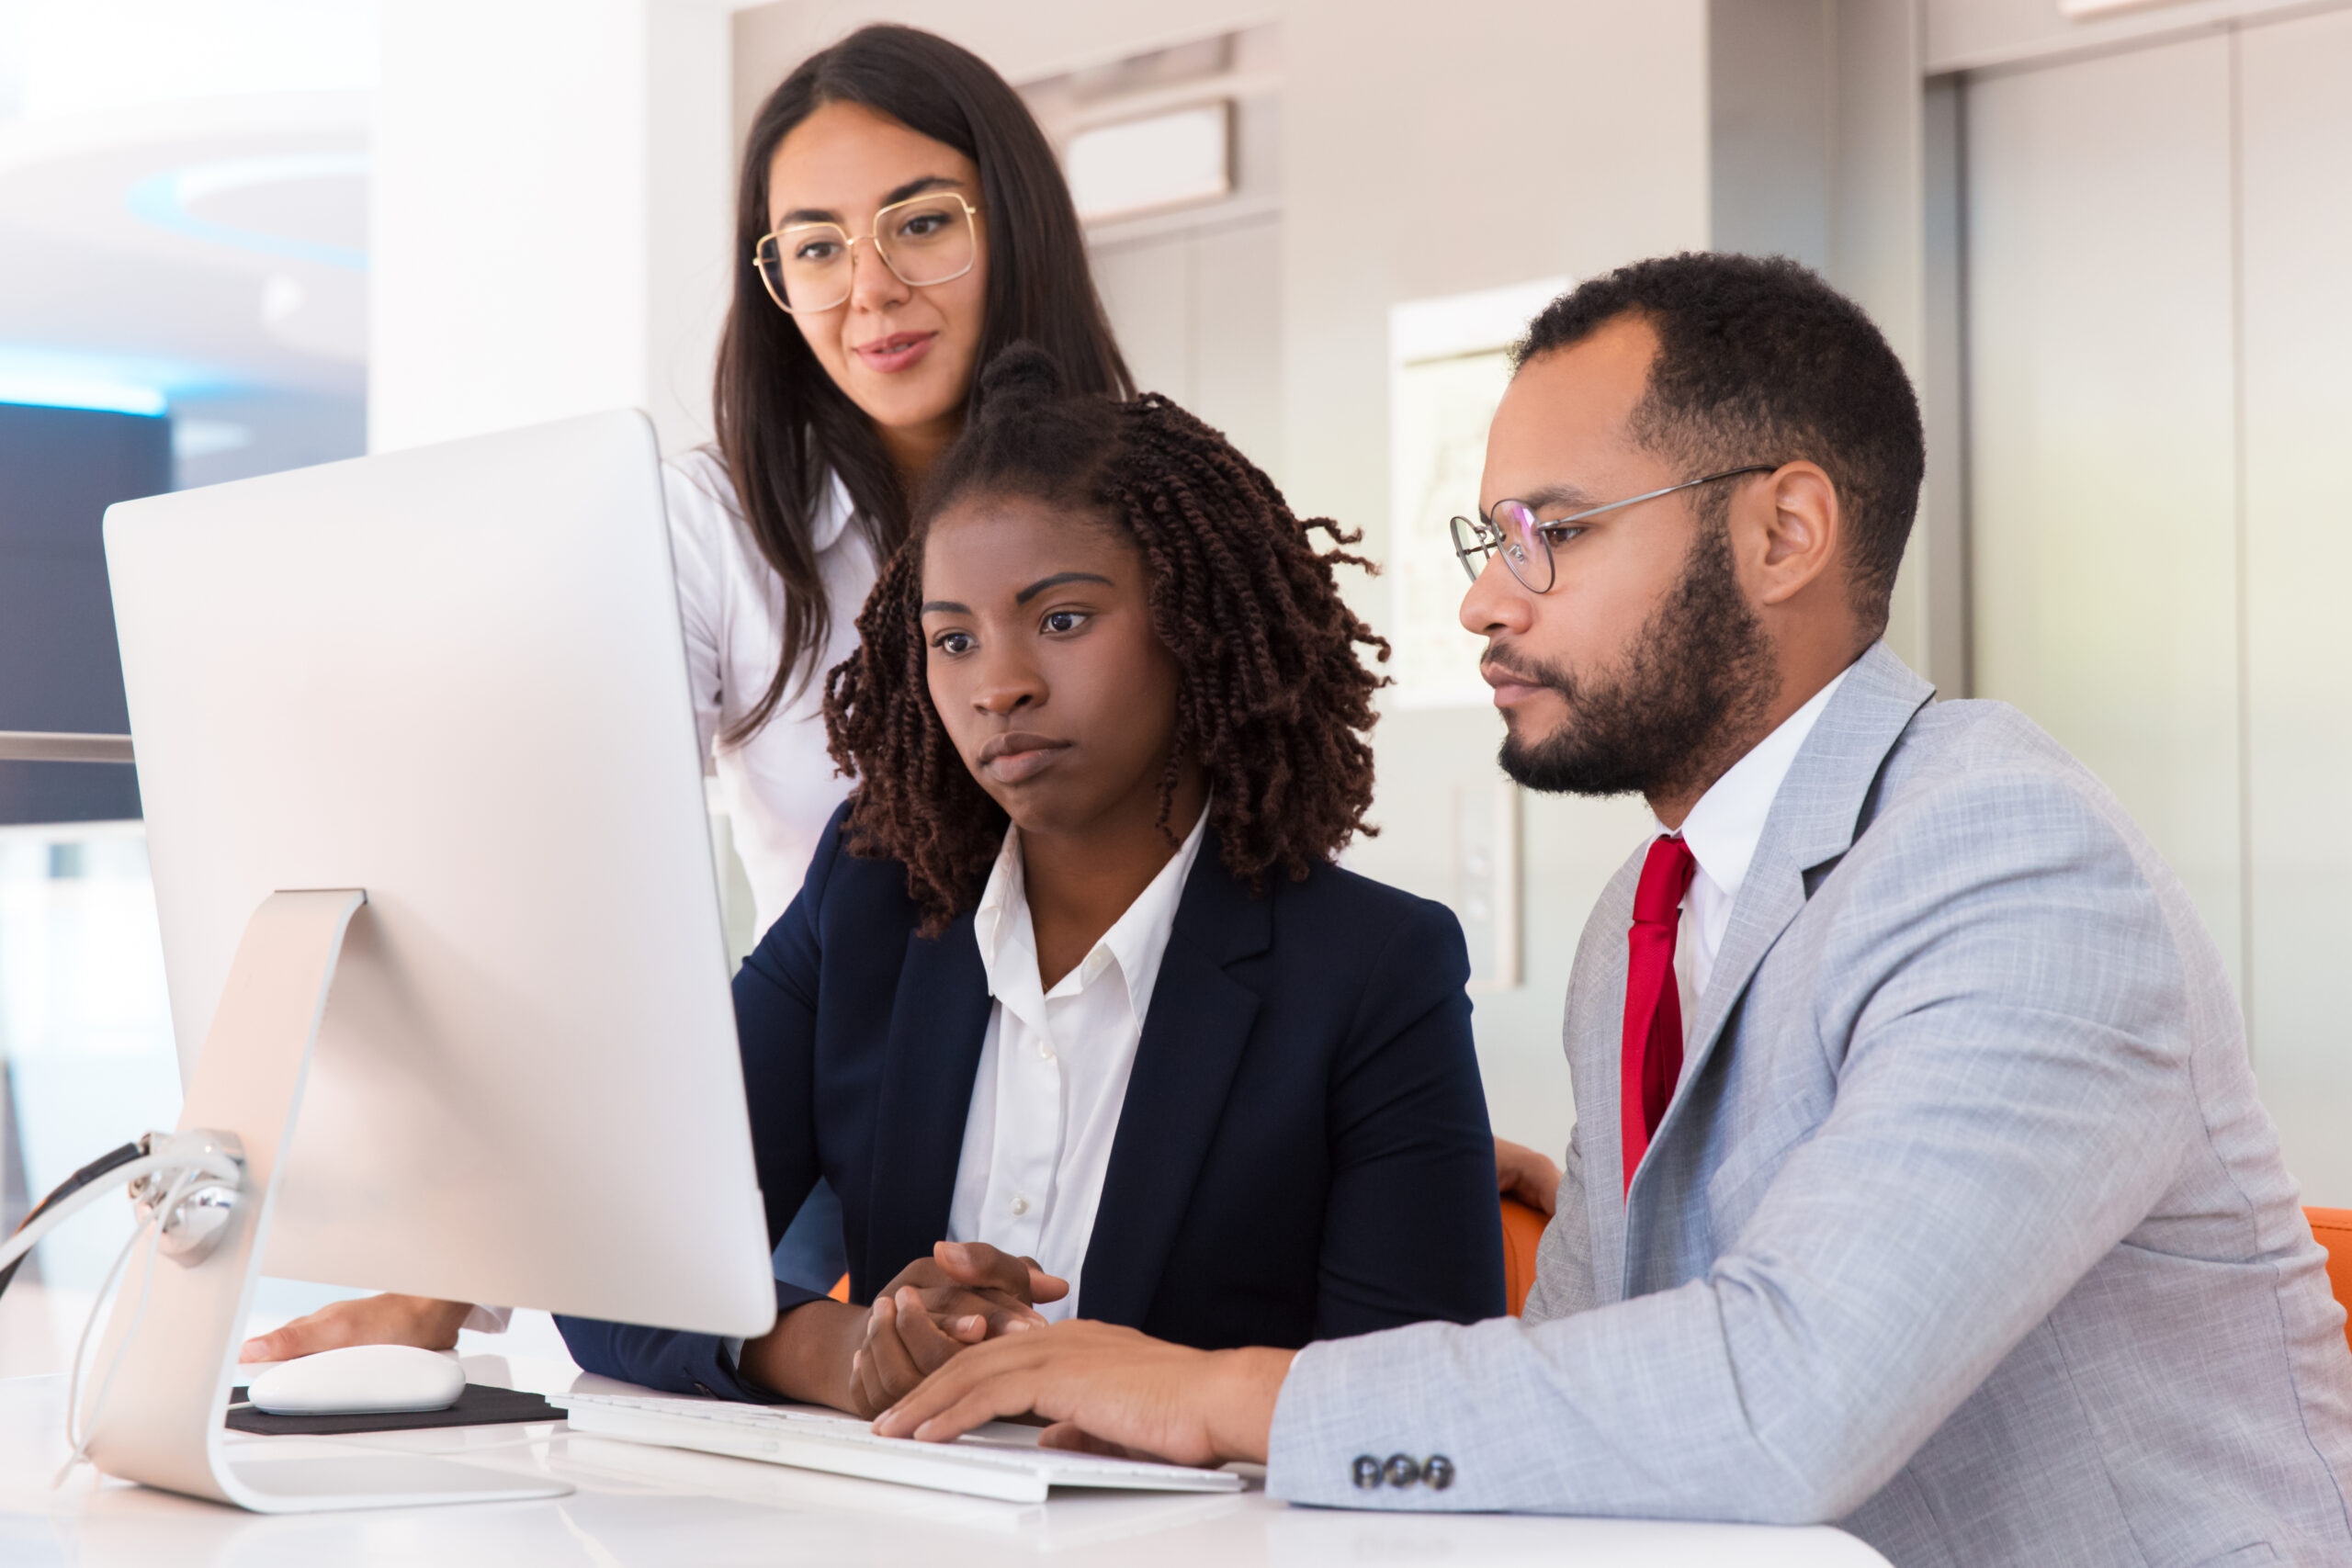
[912,1283,1035,1337]
[863,1294,928,1403]
[893,1288,974,1374]
[876,1259,948,1298]
[850,1346,881,1417]
[877,1338,1050,1441]
[1019,1257,1071,1304]
[932,1239,1046,1301]
[239,1306,357,1363]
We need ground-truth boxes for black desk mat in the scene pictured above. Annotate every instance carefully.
[225,1382,561,1437]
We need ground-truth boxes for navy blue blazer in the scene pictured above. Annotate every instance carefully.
[559,804,1503,1400]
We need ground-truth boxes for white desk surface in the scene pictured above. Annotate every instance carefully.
[3,1358,1893,1567]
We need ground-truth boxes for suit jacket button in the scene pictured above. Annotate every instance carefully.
[1384,1453,1420,1488]
[1351,1455,1383,1490]
[1423,1455,1455,1490]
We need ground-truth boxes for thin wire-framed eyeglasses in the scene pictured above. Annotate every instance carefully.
[1448,466,1775,592]
[752,191,983,314]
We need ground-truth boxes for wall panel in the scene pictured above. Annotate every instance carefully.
[1964,36,2245,989]
[2240,7,2352,1202]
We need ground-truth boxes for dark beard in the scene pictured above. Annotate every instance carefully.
[1495,522,1777,801]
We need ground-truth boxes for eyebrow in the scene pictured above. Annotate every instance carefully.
[920,599,970,615]
[774,175,963,230]
[1014,571,1114,604]
[1496,481,1607,515]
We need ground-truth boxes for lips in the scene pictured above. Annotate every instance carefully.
[1481,657,1551,710]
[977,731,1070,784]
[853,331,936,374]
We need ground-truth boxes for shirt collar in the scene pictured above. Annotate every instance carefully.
[1667,668,1850,905]
[972,801,1211,1020]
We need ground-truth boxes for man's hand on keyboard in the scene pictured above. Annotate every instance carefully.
[873,1320,1295,1469]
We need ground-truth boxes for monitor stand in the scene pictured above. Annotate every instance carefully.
[78,889,572,1512]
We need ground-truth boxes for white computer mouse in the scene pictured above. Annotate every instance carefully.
[248,1344,466,1416]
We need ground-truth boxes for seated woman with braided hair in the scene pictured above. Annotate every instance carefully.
[556,344,1503,1415]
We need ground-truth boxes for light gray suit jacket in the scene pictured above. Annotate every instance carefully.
[1268,645,2352,1565]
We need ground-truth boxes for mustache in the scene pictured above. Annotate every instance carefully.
[1482,649,1575,696]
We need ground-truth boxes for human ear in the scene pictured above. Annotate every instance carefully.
[1744,461,1841,608]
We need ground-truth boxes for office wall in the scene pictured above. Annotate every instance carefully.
[0,403,164,825]
[2237,8,2352,1204]
[369,0,735,456]
[1274,3,1709,1160]
[1926,0,2333,72]
[1957,6,2352,1202]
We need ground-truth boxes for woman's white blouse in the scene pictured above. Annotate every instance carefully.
[947,806,1210,1322]
[665,448,879,933]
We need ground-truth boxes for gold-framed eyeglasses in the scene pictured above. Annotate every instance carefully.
[752,191,982,314]
[1448,466,1775,593]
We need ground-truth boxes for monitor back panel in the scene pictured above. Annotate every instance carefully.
[104,411,774,1337]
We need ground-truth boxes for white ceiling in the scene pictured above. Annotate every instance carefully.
[0,1,376,420]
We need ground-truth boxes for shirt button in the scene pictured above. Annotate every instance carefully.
[1351,1455,1382,1490]
[1036,1039,1054,1060]
[1009,1195,1029,1217]
[1384,1453,1420,1488]
[1423,1455,1455,1490]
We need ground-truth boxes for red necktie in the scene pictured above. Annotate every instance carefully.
[1621,835,1697,1191]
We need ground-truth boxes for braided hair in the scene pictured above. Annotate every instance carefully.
[823,344,1389,933]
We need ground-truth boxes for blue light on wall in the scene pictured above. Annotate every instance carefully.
[126,152,370,273]
[0,344,224,419]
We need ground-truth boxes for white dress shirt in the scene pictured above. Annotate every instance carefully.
[945,806,1210,1322]
[667,449,878,932]
[1665,669,1850,1032]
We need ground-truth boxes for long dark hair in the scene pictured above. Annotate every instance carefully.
[824,346,1389,935]
[716,25,1133,744]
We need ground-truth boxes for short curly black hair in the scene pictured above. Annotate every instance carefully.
[822,344,1390,934]
[1517,253,1924,634]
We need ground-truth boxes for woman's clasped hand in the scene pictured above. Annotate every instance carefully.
[840,1241,1067,1416]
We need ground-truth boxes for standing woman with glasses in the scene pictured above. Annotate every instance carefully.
[238,24,1137,1362]
[698,25,1130,931]
[240,21,1565,1365]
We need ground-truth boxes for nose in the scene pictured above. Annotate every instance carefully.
[971,643,1045,718]
[847,233,910,314]
[1460,553,1533,639]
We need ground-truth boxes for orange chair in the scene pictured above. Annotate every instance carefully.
[2308,1207,2352,1357]
[1501,1196,1549,1315]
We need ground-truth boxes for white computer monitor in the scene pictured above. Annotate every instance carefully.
[84,411,776,1511]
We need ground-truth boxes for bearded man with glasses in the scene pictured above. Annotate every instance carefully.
[874,253,2352,1566]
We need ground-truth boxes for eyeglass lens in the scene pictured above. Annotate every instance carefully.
[1451,502,1554,592]
[756,195,976,313]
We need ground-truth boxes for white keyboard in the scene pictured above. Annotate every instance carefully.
[550,1391,1246,1504]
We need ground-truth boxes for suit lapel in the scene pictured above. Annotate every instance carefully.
[1568,852,1644,1303]
[1075,836,1269,1329]
[1622,646,1936,1223]
[862,913,992,1291]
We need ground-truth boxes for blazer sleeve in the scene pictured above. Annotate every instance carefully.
[1519,1118,1597,1325]
[1264,770,2203,1519]
[553,812,846,1399]
[1311,897,1505,1339]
